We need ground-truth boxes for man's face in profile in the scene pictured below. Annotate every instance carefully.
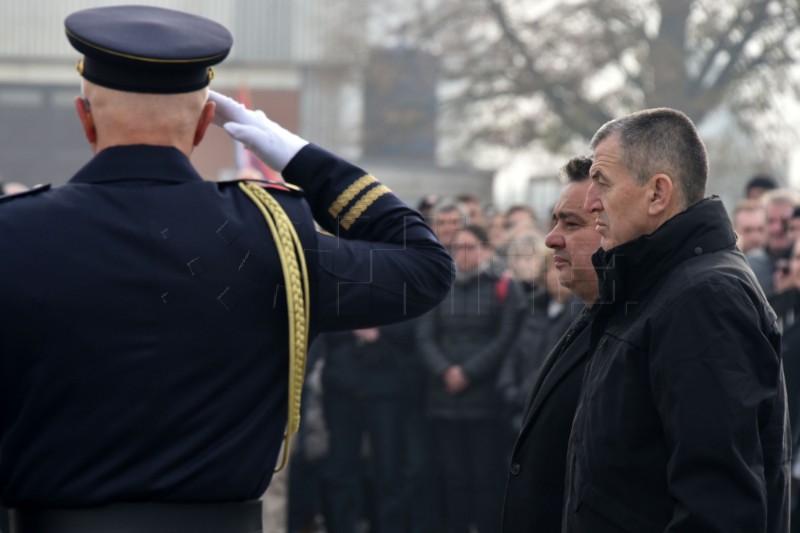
[585,133,653,251]
[545,180,601,303]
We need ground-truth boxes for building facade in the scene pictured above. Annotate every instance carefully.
[0,1,491,206]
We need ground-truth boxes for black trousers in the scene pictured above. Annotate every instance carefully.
[322,392,406,533]
[8,501,262,533]
[434,418,505,533]
[401,400,443,533]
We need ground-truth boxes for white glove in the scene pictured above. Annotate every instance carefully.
[208,90,308,172]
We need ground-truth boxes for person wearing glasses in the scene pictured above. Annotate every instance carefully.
[417,225,523,533]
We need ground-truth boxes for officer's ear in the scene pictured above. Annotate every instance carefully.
[193,101,215,147]
[74,96,97,146]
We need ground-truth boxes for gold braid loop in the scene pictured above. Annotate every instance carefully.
[240,182,310,473]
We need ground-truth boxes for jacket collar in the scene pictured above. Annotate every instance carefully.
[592,196,736,305]
[69,145,205,185]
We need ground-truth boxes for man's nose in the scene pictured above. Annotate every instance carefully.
[545,229,564,250]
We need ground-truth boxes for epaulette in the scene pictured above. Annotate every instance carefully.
[224,178,304,196]
[0,184,51,205]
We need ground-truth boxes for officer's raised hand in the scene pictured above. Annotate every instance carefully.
[208,91,307,172]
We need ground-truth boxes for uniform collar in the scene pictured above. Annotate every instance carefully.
[69,145,205,185]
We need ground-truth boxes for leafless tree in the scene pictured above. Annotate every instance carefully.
[381,0,800,163]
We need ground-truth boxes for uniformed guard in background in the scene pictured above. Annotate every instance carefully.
[0,5,453,533]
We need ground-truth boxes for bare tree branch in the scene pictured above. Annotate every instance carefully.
[700,1,770,92]
[383,0,800,164]
[482,0,611,135]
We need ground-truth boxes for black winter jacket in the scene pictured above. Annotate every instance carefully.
[564,197,791,533]
[417,268,523,419]
[321,320,419,399]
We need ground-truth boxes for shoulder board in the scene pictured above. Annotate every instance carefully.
[224,178,304,195]
[0,184,52,205]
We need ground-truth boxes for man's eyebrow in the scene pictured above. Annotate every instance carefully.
[556,210,589,222]
[589,169,602,180]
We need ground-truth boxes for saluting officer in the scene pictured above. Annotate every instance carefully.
[0,5,453,533]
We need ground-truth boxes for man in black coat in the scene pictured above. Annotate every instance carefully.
[0,6,453,532]
[564,108,790,533]
[501,156,599,533]
[318,322,417,533]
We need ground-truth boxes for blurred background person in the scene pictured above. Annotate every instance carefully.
[747,188,800,297]
[287,341,329,533]
[417,225,523,533]
[493,206,541,276]
[733,199,766,254]
[457,193,487,228]
[486,209,507,244]
[417,194,440,221]
[432,202,467,252]
[787,206,800,245]
[769,236,800,531]
[398,316,444,533]
[487,211,511,275]
[497,246,577,435]
[504,205,539,241]
[770,235,800,399]
[503,231,546,300]
[318,324,415,533]
[744,174,779,201]
[774,207,800,299]
[770,236,800,334]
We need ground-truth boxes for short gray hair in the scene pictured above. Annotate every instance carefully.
[590,108,708,206]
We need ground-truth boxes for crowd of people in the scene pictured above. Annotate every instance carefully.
[735,177,800,472]
[285,191,574,533]
[284,160,800,533]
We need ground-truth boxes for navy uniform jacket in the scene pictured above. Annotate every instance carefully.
[0,143,453,508]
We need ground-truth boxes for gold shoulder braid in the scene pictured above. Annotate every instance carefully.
[239,182,310,473]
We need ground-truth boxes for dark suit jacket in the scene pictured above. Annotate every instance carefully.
[501,312,591,533]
